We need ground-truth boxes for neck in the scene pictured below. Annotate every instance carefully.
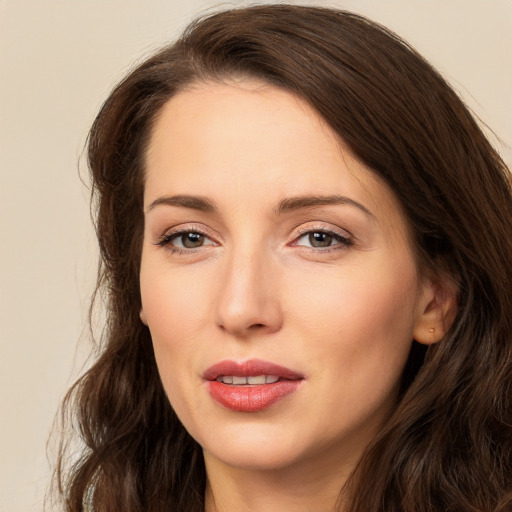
[203,448,355,512]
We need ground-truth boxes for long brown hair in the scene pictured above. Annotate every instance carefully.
[55,5,512,511]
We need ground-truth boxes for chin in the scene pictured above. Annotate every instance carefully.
[199,424,310,471]
[206,445,304,472]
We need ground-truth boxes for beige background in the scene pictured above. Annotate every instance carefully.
[1,1,510,511]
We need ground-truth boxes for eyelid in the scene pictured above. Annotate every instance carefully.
[289,223,354,250]
[152,221,354,253]
[291,222,353,241]
[154,223,219,249]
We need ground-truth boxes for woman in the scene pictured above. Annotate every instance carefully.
[56,4,512,511]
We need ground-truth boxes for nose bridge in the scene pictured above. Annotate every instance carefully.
[214,238,282,337]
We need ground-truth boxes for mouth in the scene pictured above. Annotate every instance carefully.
[203,359,304,412]
[203,358,304,381]
[215,374,281,385]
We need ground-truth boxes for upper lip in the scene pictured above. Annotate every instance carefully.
[203,359,304,381]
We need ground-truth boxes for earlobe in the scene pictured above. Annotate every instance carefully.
[413,276,458,345]
[140,308,148,326]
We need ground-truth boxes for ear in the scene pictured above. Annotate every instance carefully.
[413,275,458,345]
[139,308,148,326]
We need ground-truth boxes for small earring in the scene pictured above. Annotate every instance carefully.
[428,327,435,344]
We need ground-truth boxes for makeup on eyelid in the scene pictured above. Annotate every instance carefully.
[154,225,354,255]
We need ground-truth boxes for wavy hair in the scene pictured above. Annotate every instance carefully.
[55,5,512,511]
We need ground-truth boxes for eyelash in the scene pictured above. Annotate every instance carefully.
[155,228,215,255]
[291,227,353,252]
[154,226,354,255]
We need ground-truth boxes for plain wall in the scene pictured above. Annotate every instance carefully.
[1,1,510,510]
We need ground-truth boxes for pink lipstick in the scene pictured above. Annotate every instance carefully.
[203,359,304,412]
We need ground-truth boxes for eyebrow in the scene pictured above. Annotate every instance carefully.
[276,195,374,218]
[146,193,374,218]
[146,194,217,213]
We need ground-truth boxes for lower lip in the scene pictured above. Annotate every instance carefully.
[207,380,302,412]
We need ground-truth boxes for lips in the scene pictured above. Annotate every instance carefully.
[203,359,304,412]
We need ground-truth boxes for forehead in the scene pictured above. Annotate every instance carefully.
[145,79,343,186]
[144,79,407,236]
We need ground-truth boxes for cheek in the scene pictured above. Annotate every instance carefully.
[140,268,207,429]
[293,266,418,439]
[292,255,417,331]
[289,257,419,386]
[140,255,211,336]
[139,258,210,389]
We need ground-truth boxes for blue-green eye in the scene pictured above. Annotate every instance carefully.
[295,230,352,249]
[157,231,215,250]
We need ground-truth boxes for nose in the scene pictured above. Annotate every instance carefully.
[214,245,283,338]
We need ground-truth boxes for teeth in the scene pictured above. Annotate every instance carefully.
[215,375,280,385]
[247,375,266,385]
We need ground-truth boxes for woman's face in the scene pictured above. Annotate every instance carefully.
[140,80,435,476]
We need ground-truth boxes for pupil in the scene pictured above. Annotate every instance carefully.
[183,233,204,248]
[309,232,332,247]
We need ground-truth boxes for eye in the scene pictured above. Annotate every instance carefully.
[157,230,216,251]
[293,229,352,249]
[173,232,207,249]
